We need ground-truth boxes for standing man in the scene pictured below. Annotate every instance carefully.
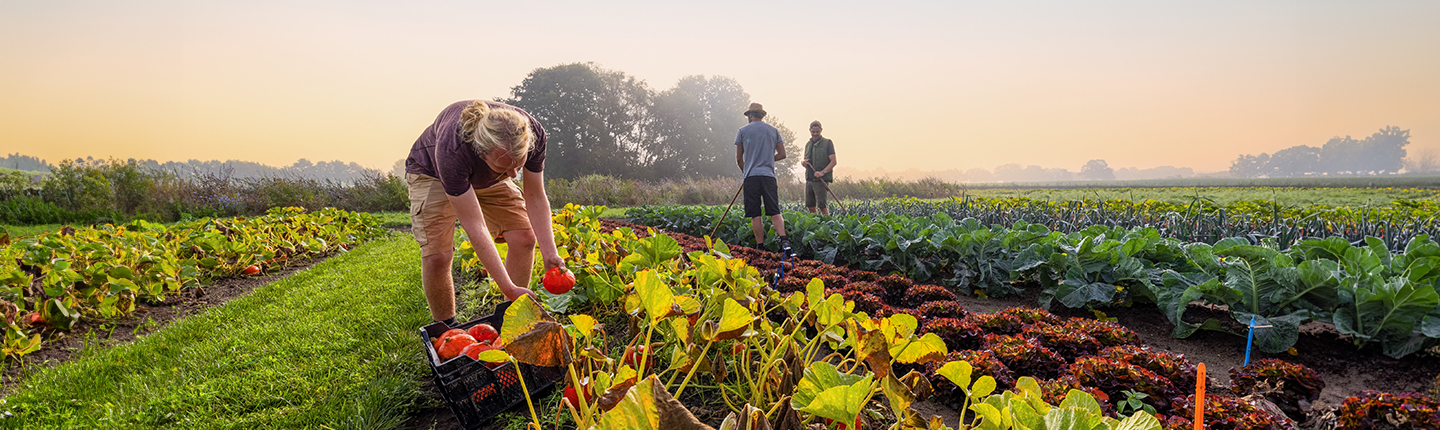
[735,102,791,255]
[404,100,566,327]
[800,120,837,215]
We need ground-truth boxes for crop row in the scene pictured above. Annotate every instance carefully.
[503,206,1439,429]
[0,207,383,360]
[630,205,1440,358]
[780,196,1438,251]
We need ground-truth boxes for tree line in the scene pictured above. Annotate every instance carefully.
[1,154,382,183]
[497,63,802,183]
[1228,126,1427,178]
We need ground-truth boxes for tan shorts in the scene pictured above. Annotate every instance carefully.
[407,173,530,257]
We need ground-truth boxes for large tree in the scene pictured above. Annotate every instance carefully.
[645,75,751,179]
[1229,153,1270,178]
[1357,126,1409,174]
[502,63,653,180]
[1079,159,1114,181]
[1265,145,1320,177]
[762,115,801,184]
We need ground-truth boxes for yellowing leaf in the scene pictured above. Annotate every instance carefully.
[590,375,713,430]
[475,349,510,363]
[806,278,825,309]
[790,361,865,413]
[635,270,681,323]
[936,361,972,391]
[500,295,573,367]
[796,375,873,428]
[713,298,755,341]
[971,375,996,399]
[570,314,598,340]
[890,332,948,365]
[886,313,918,340]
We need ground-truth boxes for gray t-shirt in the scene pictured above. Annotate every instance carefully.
[734,121,783,178]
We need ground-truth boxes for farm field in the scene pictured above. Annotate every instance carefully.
[4,198,1440,430]
[960,186,1440,207]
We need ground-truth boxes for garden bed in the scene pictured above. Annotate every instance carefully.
[397,210,1440,430]
[0,257,331,392]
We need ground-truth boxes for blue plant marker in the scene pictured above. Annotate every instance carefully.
[1244,315,1256,367]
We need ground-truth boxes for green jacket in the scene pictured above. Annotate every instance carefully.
[804,137,835,183]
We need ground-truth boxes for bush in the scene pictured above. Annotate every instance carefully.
[1022,322,1102,360]
[1099,345,1201,394]
[996,307,1061,325]
[926,350,1016,400]
[983,334,1067,379]
[916,300,965,320]
[902,284,956,307]
[5,158,408,225]
[963,312,1025,335]
[923,318,986,351]
[1065,356,1179,413]
[1336,390,1440,430]
[1229,359,1325,422]
[1064,317,1142,347]
[847,270,879,283]
[813,274,847,290]
[1168,394,1287,430]
[1038,375,1114,413]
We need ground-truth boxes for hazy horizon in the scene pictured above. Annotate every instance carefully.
[3,1,1437,174]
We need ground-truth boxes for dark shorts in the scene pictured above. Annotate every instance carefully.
[743,176,780,218]
[805,181,830,209]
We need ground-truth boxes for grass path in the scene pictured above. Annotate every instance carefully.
[1,234,433,430]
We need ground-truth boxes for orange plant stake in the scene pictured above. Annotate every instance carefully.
[1193,363,1206,430]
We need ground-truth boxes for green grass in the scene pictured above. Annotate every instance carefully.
[367,211,411,228]
[1,223,62,238]
[0,234,435,429]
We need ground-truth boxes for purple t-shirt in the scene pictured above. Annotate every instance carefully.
[405,100,547,196]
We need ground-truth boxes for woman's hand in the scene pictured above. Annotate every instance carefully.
[501,283,537,302]
[543,254,567,274]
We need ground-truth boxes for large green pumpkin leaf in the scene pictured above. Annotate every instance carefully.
[1113,410,1163,430]
[713,298,754,341]
[590,375,714,430]
[635,270,681,323]
[795,375,873,428]
[890,332,948,365]
[790,361,865,413]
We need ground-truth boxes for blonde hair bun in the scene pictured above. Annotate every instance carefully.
[460,100,533,160]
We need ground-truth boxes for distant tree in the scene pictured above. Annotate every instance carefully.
[1229,153,1270,178]
[1358,126,1409,174]
[1,153,53,172]
[502,62,653,180]
[1079,159,1114,181]
[1265,145,1320,177]
[1405,147,1439,174]
[645,75,750,179]
[1318,136,1363,175]
[392,159,406,177]
[762,115,801,184]
[961,167,993,182]
[992,164,1024,182]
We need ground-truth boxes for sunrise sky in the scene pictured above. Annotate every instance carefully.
[2,1,1437,174]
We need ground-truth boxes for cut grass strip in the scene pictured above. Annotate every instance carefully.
[1,234,432,430]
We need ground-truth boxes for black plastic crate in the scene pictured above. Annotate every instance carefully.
[419,301,566,429]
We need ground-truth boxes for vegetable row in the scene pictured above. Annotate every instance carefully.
[487,205,1439,430]
[630,206,1440,358]
[0,207,383,360]
[787,196,1439,251]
